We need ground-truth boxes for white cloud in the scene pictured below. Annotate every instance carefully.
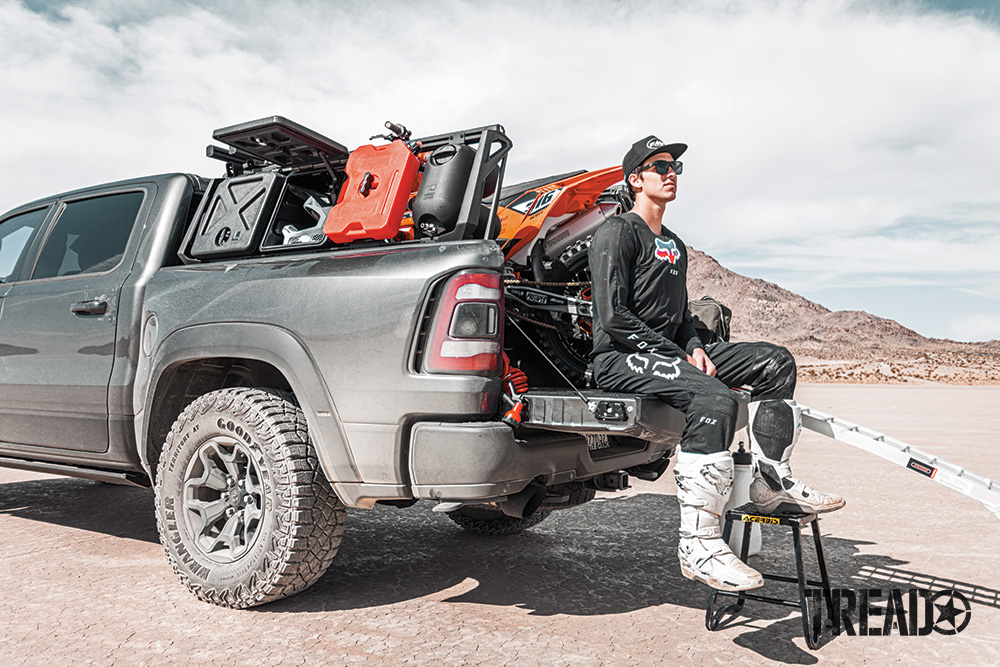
[1,0,998,339]
[948,314,1000,342]
[725,232,1000,289]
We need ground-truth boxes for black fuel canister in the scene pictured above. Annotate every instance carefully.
[412,143,476,237]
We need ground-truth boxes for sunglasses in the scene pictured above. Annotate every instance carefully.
[637,160,683,176]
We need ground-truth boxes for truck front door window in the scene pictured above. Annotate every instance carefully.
[0,207,48,282]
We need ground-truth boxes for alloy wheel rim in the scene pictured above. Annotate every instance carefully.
[182,436,265,563]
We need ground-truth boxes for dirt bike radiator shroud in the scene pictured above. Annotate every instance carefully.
[324,140,419,243]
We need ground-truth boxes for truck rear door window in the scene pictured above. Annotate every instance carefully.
[31,191,144,280]
[0,207,48,282]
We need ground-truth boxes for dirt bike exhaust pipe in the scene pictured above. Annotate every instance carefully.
[541,204,617,260]
[499,482,547,518]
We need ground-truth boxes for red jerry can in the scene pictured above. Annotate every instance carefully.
[324,140,419,243]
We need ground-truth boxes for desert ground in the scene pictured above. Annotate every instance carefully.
[795,351,1000,385]
[1,383,999,666]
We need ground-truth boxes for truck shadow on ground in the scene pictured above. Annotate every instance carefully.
[294,494,1000,663]
[2,479,996,663]
[0,477,159,543]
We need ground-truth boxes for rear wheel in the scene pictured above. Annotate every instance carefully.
[154,387,345,608]
[446,505,549,535]
[536,237,593,385]
[536,481,596,512]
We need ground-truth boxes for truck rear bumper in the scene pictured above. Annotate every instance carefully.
[407,390,749,502]
[408,421,673,501]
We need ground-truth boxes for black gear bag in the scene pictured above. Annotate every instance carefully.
[688,296,732,346]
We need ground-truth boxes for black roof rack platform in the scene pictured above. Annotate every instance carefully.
[212,116,350,171]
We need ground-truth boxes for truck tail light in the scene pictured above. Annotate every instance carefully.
[423,270,503,374]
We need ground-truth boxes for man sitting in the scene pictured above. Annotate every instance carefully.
[588,136,845,591]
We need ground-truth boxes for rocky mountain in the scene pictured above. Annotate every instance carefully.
[686,248,1000,384]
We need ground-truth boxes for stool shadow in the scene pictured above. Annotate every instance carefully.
[281,493,997,663]
[850,566,1000,610]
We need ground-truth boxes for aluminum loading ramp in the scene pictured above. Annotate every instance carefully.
[800,405,1000,521]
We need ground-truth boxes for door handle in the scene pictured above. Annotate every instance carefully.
[71,299,108,315]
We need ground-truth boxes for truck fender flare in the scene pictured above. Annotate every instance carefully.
[135,322,361,485]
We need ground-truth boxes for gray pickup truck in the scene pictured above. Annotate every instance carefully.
[0,117,745,608]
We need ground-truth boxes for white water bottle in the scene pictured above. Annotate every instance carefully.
[724,444,761,557]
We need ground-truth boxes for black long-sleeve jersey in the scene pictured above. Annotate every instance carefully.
[588,212,702,360]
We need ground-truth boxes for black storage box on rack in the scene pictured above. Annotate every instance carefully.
[181,172,288,260]
[181,115,352,262]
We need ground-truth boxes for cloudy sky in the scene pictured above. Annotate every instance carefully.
[2,0,998,341]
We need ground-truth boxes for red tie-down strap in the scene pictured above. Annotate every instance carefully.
[502,353,529,395]
[500,353,529,427]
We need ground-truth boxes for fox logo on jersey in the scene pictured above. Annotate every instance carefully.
[655,238,680,263]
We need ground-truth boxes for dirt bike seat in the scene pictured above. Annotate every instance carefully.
[497,170,586,206]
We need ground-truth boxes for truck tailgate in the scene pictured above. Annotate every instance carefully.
[520,389,750,445]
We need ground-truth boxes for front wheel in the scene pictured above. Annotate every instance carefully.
[154,387,345,608]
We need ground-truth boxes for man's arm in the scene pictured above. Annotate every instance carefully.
[674,252,716,376]
[590,221,688,357]
[677,306,704,357]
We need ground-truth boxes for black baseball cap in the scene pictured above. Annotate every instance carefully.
[622,135,687,179]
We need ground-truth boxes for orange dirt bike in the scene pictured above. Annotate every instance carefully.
[491,167,631,385]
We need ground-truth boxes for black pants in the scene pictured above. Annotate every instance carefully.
[593,341,796,455]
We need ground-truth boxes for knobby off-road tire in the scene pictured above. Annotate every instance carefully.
[154,388,345,608]
[537,237,593,386]
[446,505,549,536]
[535,481,596,512]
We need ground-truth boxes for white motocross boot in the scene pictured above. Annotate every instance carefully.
[747,399,845,514]
[674,451,763,591]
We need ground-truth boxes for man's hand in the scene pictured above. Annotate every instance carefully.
[686,348,717,377]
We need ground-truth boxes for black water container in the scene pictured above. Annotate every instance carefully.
[412,143,476,237]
